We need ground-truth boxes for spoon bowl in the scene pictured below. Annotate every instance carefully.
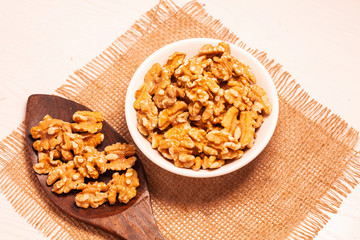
[25,94,163,240]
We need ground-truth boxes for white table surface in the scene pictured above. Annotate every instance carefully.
[0,0,359,239]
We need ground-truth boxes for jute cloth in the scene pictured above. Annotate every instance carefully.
[1,1,359,239]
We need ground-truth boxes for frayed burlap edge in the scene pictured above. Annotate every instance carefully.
[0,0,359,239]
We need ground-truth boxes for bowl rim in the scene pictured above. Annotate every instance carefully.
[125,38,279,178]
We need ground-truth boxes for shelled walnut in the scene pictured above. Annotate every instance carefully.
[104,143,137,171]
[73,146,107,179]
[134,42,272,170]
[31,110,139,209]
[75,182,108,209]
[71,111,103,133]
[47,161,84,194]
[107,169,139,204]
[30,115,71,152]
[33,151,62,174]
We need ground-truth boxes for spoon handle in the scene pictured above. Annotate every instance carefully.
[85,191,164,240]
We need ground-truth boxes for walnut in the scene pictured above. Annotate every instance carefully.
[75,182,108,209]
[172,111,190,125]
[221,107,240,136]
[142,63,163,96]
[224,85,252,111]
[164,52,186,72]
[169,146,195,168]
[174,64,192,87]
[150,132,165,149]
[134,42,272,170]
[206,129,233,146]
[134,83,154,113]
[157,123,195,165]
[192,156,203,171]
[59,132,85,156]
[80,132,104,147]
[107,169,139,204]
[188,101,202,117]
[153,84,185,109]
[71,111,103,133]
[74,146,107,179]
[249,85,272,114]
[205,129,242,157]
[150,53,186,109]
[135,95,158,136]
[202,156,225,169]
[219,149,244,160]
[203,145,218,156]
[33,151,62,174]
[157,123,211,169]
[105,142,136,157]
[187,56,211,75]
[213,92,226,116]
[201,101,214,123]
[47,161,84,194]
[250,108,265,129]
[174,57,212,88]
[104,143,137,171]
[31,115,79,162]
[210,53,234,81]
[231,57,256,84]
[60,148,74,162]
[31,115,71,152]
[50,148,62,159]
[198,42,230,56]
[162,123,195,149]
[185,75,220,104]
[239,111,256,148]
[158,101,188,130]
[188,127,207,152]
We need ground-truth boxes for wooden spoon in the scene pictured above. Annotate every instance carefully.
[25,94,164,240]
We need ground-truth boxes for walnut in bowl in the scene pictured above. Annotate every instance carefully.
[125,38,279,178]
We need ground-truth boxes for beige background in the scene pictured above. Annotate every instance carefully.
[0,0,359,239]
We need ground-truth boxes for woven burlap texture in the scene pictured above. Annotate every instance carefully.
[1,1,359,239]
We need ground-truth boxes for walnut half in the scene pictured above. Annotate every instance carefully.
[75,182,108,209]
[107,169,139,204]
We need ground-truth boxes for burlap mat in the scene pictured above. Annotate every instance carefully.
[1,1,359,239]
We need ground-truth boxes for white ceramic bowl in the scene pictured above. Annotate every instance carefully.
[125,38,279,178]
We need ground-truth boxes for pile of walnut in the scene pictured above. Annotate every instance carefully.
[31,111,139,209]
[134,42,272,170]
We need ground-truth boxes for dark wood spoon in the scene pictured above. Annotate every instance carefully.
[25,94,164,240]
